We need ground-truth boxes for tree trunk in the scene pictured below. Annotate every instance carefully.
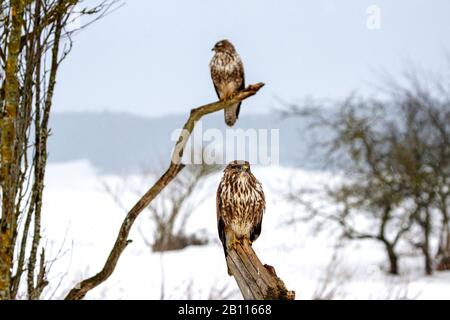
[423,247,433,275]
[385,244,399,275]
[0,0,25,300]
[423,209,433,275]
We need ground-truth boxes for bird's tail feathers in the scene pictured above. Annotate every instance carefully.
[224,103,239,126]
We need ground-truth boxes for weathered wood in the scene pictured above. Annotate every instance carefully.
[226,238,295,300]
[64,82,265,300]
[228,249,264,299]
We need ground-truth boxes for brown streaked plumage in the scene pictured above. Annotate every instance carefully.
[210,39,245,127]
[216,160,266,274]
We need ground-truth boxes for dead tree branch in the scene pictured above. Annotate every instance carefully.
[64,82,265,300]
[227,238,295,300]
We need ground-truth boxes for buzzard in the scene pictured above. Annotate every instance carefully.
[210,39,245,126]
[216,160,266,274]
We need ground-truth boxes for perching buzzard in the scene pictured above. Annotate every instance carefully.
[216,160,266,274]
[210,39,245,127]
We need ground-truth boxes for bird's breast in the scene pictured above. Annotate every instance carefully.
[220,179,264,217]
[210,53,240,75]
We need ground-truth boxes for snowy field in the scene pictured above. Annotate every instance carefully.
[36,160,450,300]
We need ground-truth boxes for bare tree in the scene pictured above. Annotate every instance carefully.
[312,241,351,300]
[147,163,218,252]
[283,68,450,276]
[0,0,118,300]
[285,100,412,275]
[104,161,219,252]
[425,92,450,270]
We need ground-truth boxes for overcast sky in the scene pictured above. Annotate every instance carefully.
[53,0,450,117]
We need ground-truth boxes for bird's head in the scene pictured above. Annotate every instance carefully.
[212,39,236,53]
[224,160,251,176]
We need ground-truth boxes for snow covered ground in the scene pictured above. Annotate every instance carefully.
[37,160,450,300]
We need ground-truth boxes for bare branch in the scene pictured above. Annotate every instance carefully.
[64,82,265,300]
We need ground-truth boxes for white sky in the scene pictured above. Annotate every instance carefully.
[53,0,450,117]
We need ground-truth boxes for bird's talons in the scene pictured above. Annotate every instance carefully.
[222,93,237,103]
[228,92,237,100]
[228,236,242,251]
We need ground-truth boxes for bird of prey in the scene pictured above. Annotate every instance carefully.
[210,39,245,127]
[216,160,266,274]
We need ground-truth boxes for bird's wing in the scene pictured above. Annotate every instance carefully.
[249,180,265,242]
[216,181,228,258]
[213,82,221,100]
[235,58,245,118]
[210,59,222,100]
[216,180,223,222]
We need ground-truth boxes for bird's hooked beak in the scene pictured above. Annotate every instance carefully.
[211,46,216,52]
[241,164,249,172]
